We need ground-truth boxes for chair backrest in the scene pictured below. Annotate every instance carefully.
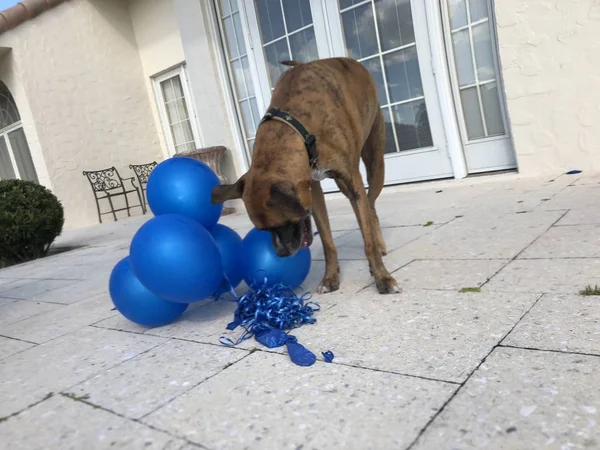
[129,161,157,185]
[82,167,124,192]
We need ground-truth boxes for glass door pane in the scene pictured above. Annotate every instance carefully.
[8,128,38,183]
[447,0,506,141]
[0,136,16,180]
[217,0,262,154]
[160,75,197,154]
[255,0,320,88]
[339,0,433,153]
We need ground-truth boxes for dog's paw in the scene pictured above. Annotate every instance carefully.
[317,274,340,294]
[375,274,401,295]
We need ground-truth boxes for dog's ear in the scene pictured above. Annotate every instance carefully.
[211,174,246,204]
[268,181,305,216]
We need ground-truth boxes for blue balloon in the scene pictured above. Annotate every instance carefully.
[146,157,223,229]
[130,214,223,303]
[109,257,188,327]
[210,224,244,293]
[242,228,311,288]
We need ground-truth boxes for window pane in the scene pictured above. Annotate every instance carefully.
[0,137,16,180]
[175,98,190,121]
[264,39,290,87]
[448,0,467,29]
[341,4,378,60]
[232,58,249,99]
[171,75,184,98]
[382,107,397,153]
[289,27,319,62]
[362,57,387,106]
[452,29,475,86]
[219,0,232,16]
[256,0,285,43]
[241,56,254,97]
[161,79,176,103]
[469,0,488,22]
[392,100,432,150]
[180,119,194,143]
[374,0,415,51]
[383,46,423,103]
[340,0,362,9]
[250,98,261,135]
[284,0,312,33]
[481,82,505,136]
[473,22,495,82]
[233,12,246,56]
[171,122,186,146]
[165,101,179,124]
[223,15,239,58]
[460,87,485,140]
[240,99,257,137]
[9,129,38,183]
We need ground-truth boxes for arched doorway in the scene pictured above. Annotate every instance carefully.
[0,81,38,182]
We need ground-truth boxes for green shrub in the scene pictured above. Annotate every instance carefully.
[0,179,64,267]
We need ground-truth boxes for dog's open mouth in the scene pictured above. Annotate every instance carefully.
[301,216,313,248]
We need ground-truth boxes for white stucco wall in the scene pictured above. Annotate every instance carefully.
[495,0,600,176]
[0,0,163,228]
[127,0,186,158]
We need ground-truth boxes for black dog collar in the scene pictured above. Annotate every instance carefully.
[260,108,317,168]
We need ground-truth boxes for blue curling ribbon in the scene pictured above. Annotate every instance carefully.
[219,281,328,367]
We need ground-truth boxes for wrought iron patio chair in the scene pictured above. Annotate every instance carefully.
[129,161,157,214]
[82,166,144,223]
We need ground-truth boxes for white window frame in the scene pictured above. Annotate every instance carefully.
[0,121,37,181]
[153,65,203,156]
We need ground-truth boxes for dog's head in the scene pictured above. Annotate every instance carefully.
[211,174,313,257]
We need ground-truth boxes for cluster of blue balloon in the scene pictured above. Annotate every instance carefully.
[109,157,311,327]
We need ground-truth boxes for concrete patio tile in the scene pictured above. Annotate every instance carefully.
[288,290,540,383]
[394,259,508,291]
[412,347,600,450]
[143,351,457,450]
[302,259,377,294]
[67,339,248,419]
[405,211,564,260]
[519,225,600,259]
[539,185,599,211]
[0,294,117,344]
[0,336,35,360]
[557,208,600,226]
[0,278,81,300]
[0,327,166,418]
[484,258,600,294]
[0,395,187,450]
[145,299,238,344]
[504,294,600,355]
[331,225,431,260]
[93,314,152,334]
[26,275,108,305]
[0,299,62,327]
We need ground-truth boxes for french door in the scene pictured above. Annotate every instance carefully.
[215,0,513,186]
[442,0,515,172]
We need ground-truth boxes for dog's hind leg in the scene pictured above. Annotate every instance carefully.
[311,180,340,293]
[362,109,387,256]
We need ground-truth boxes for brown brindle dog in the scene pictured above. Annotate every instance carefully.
[211,57,400,294]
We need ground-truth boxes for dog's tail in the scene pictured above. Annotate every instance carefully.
[280,60,301,67]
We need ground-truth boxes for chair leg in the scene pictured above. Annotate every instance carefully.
[107,196,118,222]
[95,197,103,224]
[123,192,132,217]
[135,188,145,214]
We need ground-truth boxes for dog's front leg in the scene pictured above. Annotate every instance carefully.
[311,181,340,293]
[345,174,400,294]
